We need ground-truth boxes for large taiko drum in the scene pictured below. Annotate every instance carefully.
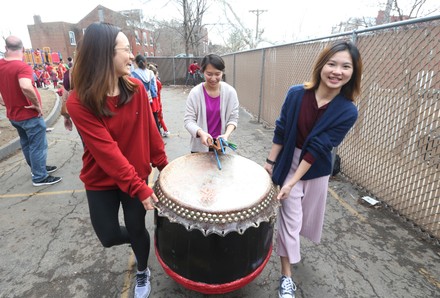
[153,153,279,294]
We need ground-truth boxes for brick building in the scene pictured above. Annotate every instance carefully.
[376,10,411,25]
[27,5,155,62]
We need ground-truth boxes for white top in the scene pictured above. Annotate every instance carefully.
[184,82,239,152]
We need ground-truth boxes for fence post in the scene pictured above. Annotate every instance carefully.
[233,53,236,88]
[257,48,266,123]
[172,57,176,85]
[351,30,358,44]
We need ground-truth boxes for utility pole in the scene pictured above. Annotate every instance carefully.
[249,9,267,41]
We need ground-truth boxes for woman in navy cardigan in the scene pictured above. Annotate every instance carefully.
[264,41,363,298]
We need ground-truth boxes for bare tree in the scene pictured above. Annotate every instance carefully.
[120,9,152,55]
[226,28,251,52]
[217,0,265,51]
[384,0,394,23]
[332,17,376,34]
[175,0,210,56]
[140,0,210,56]
[148,19,187,56]
[146,19,165,56]
[383,0,439,21]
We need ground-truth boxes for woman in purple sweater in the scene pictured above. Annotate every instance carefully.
[264,41,363,298]
[184,54,239,153]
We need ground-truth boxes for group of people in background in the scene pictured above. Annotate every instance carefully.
[32,58,72,89]
[132,55,170,137]
[0,20,363,298]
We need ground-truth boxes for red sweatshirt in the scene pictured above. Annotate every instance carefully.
[66,77,168,201]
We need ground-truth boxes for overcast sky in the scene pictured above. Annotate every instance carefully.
[0,0,438,50]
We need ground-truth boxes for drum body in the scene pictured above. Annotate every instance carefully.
[154,153,278,294]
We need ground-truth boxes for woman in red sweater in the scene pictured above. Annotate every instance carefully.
[149,66,170,137]
[66,22,168,298]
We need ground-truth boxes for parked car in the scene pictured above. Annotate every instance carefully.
[175,53,194,58]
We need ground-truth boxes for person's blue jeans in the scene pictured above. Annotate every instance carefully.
[10,116,48,182]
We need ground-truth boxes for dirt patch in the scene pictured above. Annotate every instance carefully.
[0,89,57,145]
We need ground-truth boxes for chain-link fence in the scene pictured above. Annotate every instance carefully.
[146,57,204,85]
[223,15,440,240]
[146,15,440,240]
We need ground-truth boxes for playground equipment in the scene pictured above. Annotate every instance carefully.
[24,47,61,65]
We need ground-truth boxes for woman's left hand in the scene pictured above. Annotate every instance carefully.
[217,134,228,142]
[64,117,73,131]
[277,183,294,200]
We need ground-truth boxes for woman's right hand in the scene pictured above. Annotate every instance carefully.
[142,193,159,210]
[198,130,213,147]
[264,163,273,176]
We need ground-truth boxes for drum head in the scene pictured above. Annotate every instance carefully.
[154,153,279,236]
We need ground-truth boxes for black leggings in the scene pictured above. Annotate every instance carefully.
[153,111,161,133]
[86,189,150,271]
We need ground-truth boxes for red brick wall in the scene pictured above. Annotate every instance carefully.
[28,22,77,61]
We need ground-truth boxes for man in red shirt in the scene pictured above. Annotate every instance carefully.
[186,60,201,86]
[0,36,62,186]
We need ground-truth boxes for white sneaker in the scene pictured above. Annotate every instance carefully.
[162,131,170,137]
[134,268,151,298]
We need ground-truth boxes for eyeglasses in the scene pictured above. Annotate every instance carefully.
[115,47,132,54]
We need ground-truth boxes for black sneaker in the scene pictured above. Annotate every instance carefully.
[46,166,58,173]
[279,275,297,298]
[33,175,63,187]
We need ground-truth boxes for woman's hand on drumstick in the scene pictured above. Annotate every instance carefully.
[217,134,228,142]
[197,129,213,147]
[142,193,159,210]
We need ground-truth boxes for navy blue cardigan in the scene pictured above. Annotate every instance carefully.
[272,85,358,186]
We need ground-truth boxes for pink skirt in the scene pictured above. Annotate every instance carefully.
[276,147,330,264]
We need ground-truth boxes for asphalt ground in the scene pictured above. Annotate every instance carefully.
[0,86,439,298]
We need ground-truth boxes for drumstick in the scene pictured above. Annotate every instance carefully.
[221,139,237,151]
[227,141,237,150]
[214,149,222,170]
[219,137,226,154]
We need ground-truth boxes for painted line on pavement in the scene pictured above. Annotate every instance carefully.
[419,267,440,289]
[0,189,85,198]
[121,253,136,298]
[328,188,366,222]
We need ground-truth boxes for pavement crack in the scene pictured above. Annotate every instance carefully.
[35,191,83,273]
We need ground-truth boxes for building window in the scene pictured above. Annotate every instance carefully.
[69,31,76,45]
[150,36,154,47]
[144,52,149,57]
[98,9,104,22]
[135,30,140,45]
[143,32,148,46]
